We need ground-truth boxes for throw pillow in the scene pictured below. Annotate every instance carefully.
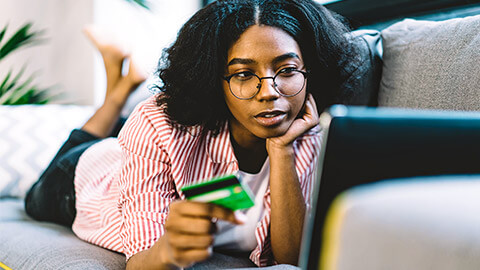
[378,15,480,110]
[0,105,94,198]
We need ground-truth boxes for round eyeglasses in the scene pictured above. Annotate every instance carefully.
[223,68,308,100]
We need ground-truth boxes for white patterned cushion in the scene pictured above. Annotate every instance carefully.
[0,105,94,198]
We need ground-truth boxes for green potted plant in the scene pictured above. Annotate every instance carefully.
[0,0,149,105]
[0,23,50,105]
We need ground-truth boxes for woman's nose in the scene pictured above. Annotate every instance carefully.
[256,77,280,101]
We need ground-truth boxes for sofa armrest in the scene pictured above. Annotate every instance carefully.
[325,175,480,270]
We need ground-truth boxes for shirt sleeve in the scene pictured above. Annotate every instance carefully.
[117,100,178,260]
[295,126,323,214]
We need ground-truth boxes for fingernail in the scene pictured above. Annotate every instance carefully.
[234,211,248,224]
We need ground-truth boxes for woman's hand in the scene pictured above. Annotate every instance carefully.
[266,93,319,153]
[265,93,319,265]
[126,201,245,270]
[158,201,245,269]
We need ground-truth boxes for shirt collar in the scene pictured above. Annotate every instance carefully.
[205,121,237,164]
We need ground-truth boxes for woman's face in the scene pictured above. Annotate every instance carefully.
[223,25,307,144]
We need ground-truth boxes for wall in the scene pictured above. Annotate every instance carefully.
[91,0,200,107]
[0,0,94,104]
[0,0,200,105]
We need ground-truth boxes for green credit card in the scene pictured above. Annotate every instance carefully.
[180,174,255,211]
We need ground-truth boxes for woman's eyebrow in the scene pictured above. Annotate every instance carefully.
[272,52,301,65]
[227,58,256,66]
[227,52,301,67]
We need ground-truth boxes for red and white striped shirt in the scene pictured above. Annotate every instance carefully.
[72,96,322,266]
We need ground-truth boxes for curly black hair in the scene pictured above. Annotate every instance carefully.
[155,0,358,133]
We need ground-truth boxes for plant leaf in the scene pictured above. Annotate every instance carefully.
[0,76,29,104]
[0,69,13,95]
[27,87,50,104]
[0,80,32,104]
[0,24,7,45]
[0,68,51,105]
[125,0,150,10]
[0,22,50,104]
[0,23,42,62]
[2,67,26,93]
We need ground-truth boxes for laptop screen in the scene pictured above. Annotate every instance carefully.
[300,105,480,269]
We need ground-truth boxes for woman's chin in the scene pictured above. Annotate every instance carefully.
[254,124,291,139]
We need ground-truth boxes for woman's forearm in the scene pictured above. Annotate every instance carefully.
[126,235,179,270]
[126,201,241,270]
[268,145,306,265]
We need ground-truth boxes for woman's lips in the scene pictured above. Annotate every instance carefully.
[254,111,286,127]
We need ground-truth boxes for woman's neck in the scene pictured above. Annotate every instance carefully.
[229,121,267,174]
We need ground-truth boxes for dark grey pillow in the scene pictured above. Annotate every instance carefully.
[378,15,480,110]
[341,30,383,107]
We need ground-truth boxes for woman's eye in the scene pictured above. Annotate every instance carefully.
[278,67,297,76]
[233,71,254,80]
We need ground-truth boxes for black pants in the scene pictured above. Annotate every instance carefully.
[24,120,125,227]
[24,129,100,227]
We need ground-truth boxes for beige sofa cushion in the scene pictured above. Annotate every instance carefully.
[378,15,480,110]
[325,175,480,270]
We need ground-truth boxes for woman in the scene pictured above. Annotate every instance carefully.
[25,0,359,269]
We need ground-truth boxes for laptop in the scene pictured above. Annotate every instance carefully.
[299,105,480,270]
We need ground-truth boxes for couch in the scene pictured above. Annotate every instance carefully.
[1,12,479,270]
[319,13,480,270]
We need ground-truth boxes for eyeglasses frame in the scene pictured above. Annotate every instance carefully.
[222,69,309,100]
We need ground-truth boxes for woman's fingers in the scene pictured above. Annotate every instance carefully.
[170,201,245,225]
[303,94,320,127]
[308,93,319,114]
[165,214,216,234]
[265,94,320,150]
[305,94,319,117]
[167,232,214,249]
[169,247,212,268]
[165,201,244,249]
[162,201,245,267]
